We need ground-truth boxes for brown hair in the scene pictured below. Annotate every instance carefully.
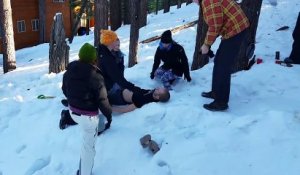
[159,88,170,102]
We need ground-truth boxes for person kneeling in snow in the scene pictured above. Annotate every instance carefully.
[111,87,170,113]
[62,43,112,175]
[150,30,192,90]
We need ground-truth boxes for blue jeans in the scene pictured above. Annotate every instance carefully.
[154,67,179,89]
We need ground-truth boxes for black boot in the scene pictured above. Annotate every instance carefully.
[61,99,69,107]
[59,110,77,130]
[201,91,215,99]
[203,101,228,111]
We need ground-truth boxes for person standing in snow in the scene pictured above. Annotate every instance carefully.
[284,12,300,64]
[62,43,112,175]
[150,30,192,90]
[193,0,249,111]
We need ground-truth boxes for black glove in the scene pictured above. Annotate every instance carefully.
[185,75,192,82]
[105,119,112,129]
[208,49,215,58]
[150,72,155,79]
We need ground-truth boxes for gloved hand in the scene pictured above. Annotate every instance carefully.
[98,117,112,136]
[208,49,215,58]
[150,72,155,79]
[185,75,192,82]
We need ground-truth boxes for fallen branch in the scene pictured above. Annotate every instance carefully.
[139,20,198,44]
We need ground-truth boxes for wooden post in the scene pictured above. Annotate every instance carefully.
[49,14,70,73]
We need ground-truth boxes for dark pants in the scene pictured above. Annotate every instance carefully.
[289,12,300,64]
[107,83,129,105]
[212,29,247,104]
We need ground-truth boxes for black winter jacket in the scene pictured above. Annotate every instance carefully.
[62,61,112,120]
[97,44,139,92]
[151,42,190,78]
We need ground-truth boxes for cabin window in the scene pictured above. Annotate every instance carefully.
[31,19,39,31]
[17,20,26,33]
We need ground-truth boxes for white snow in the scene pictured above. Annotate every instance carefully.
[0,0,300,174]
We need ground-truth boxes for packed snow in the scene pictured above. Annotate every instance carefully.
[0,0,299,174]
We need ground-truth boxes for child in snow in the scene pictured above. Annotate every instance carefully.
[150,30,192,90]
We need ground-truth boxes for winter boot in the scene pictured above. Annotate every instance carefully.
[61,99,68,107]
[203,101,228,111]
[59,110,77,130]
[149,140,160,154]
[140,134,151,148]
[201,91,215,99]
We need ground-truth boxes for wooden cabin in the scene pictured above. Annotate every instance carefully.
[0,0,72,52]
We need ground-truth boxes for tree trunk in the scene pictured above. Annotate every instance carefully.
[155,0,159,15]
[128,0,140,67]
[139,0,148,28]
[232,0,263,72]
[123,0,131,25]
[39,0,46,43]
[69,0,88,43]
[163,0,171,13]
[0,0,16,73]
[86,4,90,35]
[186,0,193,5]
[110,0,122,31]
[49,14,70,73]
[177,0,182,9]
[94,0,108,47]
[191,6,208,70]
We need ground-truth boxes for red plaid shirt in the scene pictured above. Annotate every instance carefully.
[201,0,250,46]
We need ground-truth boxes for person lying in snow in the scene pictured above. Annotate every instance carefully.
[59,87,170,130]
[111,87,170,113]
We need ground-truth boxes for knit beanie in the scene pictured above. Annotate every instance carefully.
[161,30,172,44]
[78,43,97,63]
[100,30,118,46]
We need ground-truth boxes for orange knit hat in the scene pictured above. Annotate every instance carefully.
[100,30,118,46]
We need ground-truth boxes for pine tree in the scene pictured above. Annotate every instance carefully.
[0,0,16,73]
[94,0,108,47]
[128,0,140,67]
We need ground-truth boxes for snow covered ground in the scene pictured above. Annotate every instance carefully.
[0,0,300,175]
